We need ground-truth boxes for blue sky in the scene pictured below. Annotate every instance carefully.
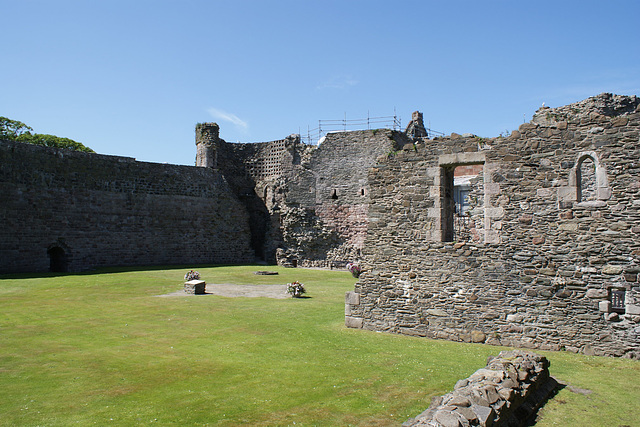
[2,0,639,165]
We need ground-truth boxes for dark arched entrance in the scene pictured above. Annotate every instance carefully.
[47,246,68,272]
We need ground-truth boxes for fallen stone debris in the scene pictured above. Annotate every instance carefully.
[404,350,557,427]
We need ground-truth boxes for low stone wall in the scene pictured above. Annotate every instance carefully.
[404,350,556,427]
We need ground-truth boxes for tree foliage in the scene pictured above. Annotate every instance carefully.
[0,116,94,153]
[0,116,33,139]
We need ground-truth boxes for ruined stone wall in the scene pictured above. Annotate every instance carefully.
[279,129,410,267]
[214,128,409,268]
[347,93,640,358]
[211,134,310,262]
[405,350,555,426]
[0,140,253,273]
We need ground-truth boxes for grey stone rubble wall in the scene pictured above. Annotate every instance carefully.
[213,128,410,268]
[404,350,555,427]
[347,93,640,358]
[207,133,312,262]
[232,135,302,181]
[279,129,407,267]
[0,140,254,273]
[279,129,410,268]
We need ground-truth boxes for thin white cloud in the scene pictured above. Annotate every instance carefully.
[207,107,249,130]
[529,69,640,106]
[316,75,359,90]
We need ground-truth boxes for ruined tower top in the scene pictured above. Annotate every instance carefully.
[195,122,220,167]
[195,122,220,145]
[405,111,428,140]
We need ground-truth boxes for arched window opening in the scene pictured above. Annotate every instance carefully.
[360,188,366,196]
[578,156,597,202]
[47,246,68,272]
[564,152,611,206]
[331,189,338,200]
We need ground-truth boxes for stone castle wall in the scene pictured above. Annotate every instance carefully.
[4,92,640,359]
[207,127,409,268]
[204,132,311,262]
[346,93,640,358]
[279,129,409,268]
[0,140,253,273]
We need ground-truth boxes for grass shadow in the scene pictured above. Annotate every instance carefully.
[523,377,565,426]
[0,263,267,280]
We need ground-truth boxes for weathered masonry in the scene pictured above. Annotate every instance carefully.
[0,142,254,273]
[0,118,407,273]
[195,123,410,268]
[2,92,639,359]
[346,93,640,359]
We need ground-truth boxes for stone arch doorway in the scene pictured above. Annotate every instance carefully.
[47,245,68,272]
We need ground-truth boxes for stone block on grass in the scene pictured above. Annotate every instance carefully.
[185,280,206,294]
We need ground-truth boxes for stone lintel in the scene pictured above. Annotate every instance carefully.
[438,152,485,166]
[576,200,607,208]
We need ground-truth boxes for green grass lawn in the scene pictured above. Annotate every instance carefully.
[1,265,638,426]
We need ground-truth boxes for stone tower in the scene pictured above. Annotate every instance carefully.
[405,111,428,140]
[195,122,219,167]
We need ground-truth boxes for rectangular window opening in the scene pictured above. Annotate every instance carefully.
[610,289,626,313]
[441,164,484,242]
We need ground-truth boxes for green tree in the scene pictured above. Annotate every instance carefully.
[0,116,94,153]
[16,133,95,153]
[0,116,33,139]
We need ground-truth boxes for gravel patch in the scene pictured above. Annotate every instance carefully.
[156,283,289,299]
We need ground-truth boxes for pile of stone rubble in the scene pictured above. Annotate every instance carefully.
[404,350,557,427]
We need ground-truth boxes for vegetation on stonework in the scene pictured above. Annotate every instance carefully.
[0,265,638,426]
[0,116,94,152]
